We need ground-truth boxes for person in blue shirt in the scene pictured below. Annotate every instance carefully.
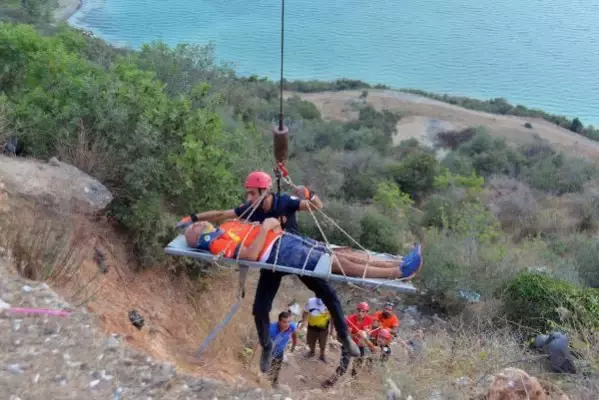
[180,170,361,377]
[268,311,298,387]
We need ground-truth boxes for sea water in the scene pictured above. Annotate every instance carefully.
[69,0,599,123]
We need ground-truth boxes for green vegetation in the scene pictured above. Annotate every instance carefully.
[2,6,599,350]
[505,272,599,332]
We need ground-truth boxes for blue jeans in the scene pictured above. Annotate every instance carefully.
[264,234,326,271]
[253,235,349,351]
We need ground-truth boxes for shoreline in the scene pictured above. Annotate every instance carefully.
[46,1,596,127]
[54,0,83,23]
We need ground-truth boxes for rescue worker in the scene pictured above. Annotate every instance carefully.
[372,302,400,337]
[301,297,332,363]
[534,331,576,374]
[322,302,374,387]
[178,171,361,375]
[368,328,393,367]
[268,311,298,388]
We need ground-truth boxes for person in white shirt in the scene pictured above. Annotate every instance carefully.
[301,297,332,363]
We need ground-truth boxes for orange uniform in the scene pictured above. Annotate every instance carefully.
[346,314,374,345]
[373,311,399,330]
[208,221,282,259]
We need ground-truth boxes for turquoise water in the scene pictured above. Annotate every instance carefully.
[69,0,599,124]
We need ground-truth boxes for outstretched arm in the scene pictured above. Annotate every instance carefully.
[178,209,237,227]
[291,186,324,211]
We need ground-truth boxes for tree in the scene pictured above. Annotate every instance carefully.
[388,151,439,201]
[570,117,584,134]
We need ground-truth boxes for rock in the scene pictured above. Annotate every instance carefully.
[386,378,402,400]
[101,370,113,381]
[33,373,40,384]
[66,360,83,368]
[22,285,33,293]
[89,379,101,388]
[0,298,10,310]
[8,364,24,375]
[486,368,546,400]
[105,336,119,348]
[0,155,113,214]
[455,376,471,386]
[279,384,292,396]
[160,363,176,378]
[428,389,444,400]
[140,371,152,382]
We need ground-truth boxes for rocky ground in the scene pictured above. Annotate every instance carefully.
[0,257,301,400]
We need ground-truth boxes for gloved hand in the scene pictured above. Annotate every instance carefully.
[292,185,314,200]
[175,215,194,230]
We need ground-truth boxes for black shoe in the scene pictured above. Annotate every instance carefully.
[339,335,361,357]
[321,376,337,389]
[260,343,272,373]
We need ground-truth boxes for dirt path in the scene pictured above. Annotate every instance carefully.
[286,90,599,160]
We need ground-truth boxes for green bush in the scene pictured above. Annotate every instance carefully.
[0,24,242,266]
[387,150,439,201]
[504,272,599,332]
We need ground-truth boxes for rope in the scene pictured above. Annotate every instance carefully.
[278,0,285,132]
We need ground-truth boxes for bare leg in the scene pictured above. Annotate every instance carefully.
[330,255,402,279]
[333,251,402,269]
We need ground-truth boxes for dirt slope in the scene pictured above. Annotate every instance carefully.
[286,90,599,160]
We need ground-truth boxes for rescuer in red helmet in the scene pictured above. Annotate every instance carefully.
[176,170,362,379]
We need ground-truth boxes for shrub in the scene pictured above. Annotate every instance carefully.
[484,176,538,237]
[435,127,478,150]
[387,151,439,201]
[504,272,599,332]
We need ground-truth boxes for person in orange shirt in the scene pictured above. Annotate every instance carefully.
[322,302,374,387]
[183,219,419,279]
[372,302,400,337]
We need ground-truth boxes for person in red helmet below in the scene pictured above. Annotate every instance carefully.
[322,302,374,387]
[369,328,393,366]
[177,170,362,376]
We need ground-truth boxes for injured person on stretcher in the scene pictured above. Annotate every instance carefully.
[184,217,422,279]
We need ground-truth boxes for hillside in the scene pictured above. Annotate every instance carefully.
[286,90,599,160]
[1,10,599,400]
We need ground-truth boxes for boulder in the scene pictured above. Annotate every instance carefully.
[0,155,112,215]
[486,368,546,400]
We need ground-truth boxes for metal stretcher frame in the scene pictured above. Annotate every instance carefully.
[164,235,419,294]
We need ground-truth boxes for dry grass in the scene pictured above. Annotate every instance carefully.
[56,120,111,182]
[0,201,106,309]
[0,204,90,282]
[376,306,599,400]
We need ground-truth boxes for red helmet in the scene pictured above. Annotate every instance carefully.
[378,328,392,341]
[357,302,370,312]
[244,171,272,190]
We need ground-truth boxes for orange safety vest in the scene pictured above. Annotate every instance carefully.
[208,221,282,259]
